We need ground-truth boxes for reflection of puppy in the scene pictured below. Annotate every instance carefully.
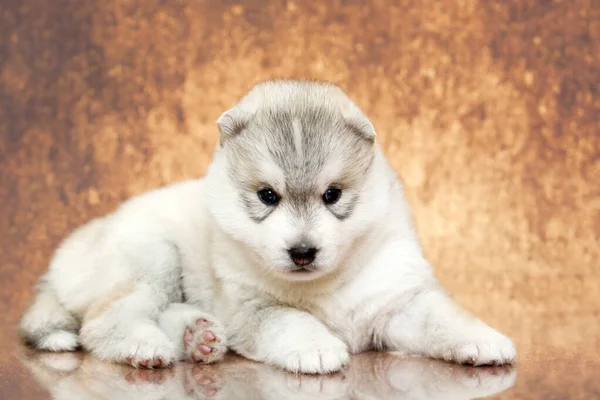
[20,351,516,400]
[20,80,516,373]
[346,354,516,400]
[21,351,179,400]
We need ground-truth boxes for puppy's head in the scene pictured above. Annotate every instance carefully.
[207,80,387,281]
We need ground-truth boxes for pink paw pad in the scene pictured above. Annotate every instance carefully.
[183,318,226,364]
[125,355,171,369]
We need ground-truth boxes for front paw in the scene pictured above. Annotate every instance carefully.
[269,333,350,374]
[439,330,516,366]
[183,318,228,365]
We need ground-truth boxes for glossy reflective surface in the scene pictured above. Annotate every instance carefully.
[1,338,599,399]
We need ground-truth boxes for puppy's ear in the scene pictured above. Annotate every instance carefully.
[216,107,253,144]
[340,103,376,142]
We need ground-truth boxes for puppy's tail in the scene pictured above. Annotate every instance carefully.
[19,278,80,352]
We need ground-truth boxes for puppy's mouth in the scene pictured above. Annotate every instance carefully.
[279,262,327,281]
[289,266,317,273]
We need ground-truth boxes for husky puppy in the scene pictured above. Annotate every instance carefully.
[20,80,516,373]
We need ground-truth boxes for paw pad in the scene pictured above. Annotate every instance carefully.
[126,355,171,369]
[183,318,227,364]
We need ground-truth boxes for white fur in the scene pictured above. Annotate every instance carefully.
[292,118,303,157]
[20,80,516,373]
[38,331,80,352]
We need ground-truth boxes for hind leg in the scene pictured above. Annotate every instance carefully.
[384,287,516,366]
[79,236,187,369]
[19,280,80,352]
[80,283,177,368]
[159,303,227,364]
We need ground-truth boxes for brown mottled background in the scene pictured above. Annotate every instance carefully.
[1,0,599,397]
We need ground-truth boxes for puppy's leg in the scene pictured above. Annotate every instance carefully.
[79,239,184,369]
[227,302,349,374]
[80,283,176,369]
[19,279,80,352]
[383,287,516,366]
[158,303,227,364]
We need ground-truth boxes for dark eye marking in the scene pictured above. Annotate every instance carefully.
[326,189,359,221]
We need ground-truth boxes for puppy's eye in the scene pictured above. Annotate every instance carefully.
[323,187,342,205]
[257,188,280,206]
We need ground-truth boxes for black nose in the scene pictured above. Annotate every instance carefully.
[288,246,318,266]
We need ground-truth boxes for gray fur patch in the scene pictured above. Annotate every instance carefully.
[329,192,360,221]
[242,192,274,223]
[223,84,375,223]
